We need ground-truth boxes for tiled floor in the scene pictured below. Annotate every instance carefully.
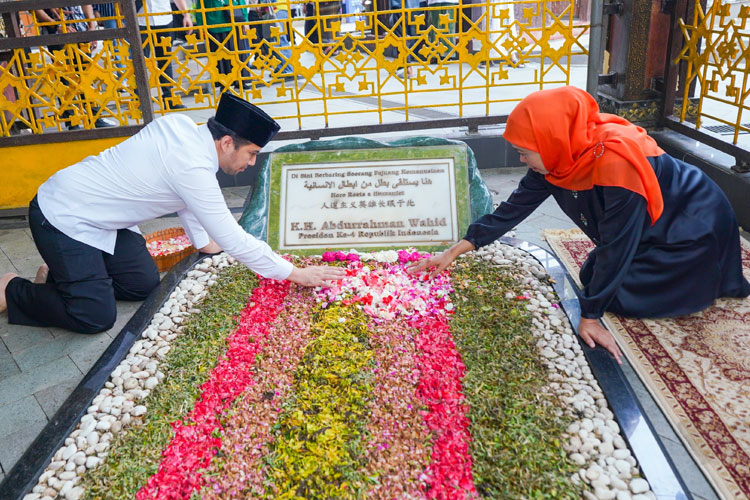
[0,186,250,484]
[0,173,732,500]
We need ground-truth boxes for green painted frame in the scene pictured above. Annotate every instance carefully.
[267,144,472,255]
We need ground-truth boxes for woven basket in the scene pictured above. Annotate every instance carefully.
[145,227,197,272]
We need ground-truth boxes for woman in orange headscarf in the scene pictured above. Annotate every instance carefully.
[410,86,749,363]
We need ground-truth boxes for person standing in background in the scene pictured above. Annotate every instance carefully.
[390,0,420,78]
[138,0,194,110]
[34,6,115,129]
[257,0,295,77]
[426,0,458,62]
[94,3,127,74]
[196,0,253,90]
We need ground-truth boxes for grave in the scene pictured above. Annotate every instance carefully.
[5,138,684,500]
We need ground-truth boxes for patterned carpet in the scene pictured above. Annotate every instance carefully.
[545,229,750,500]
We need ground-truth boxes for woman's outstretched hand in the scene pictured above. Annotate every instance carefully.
[578,317,622,364]
[407,252,455,279]
[406,239,476,279]
[287,265,347,288]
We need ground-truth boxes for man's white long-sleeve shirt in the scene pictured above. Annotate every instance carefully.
[37,114,293,281]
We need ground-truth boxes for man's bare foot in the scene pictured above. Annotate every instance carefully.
[0,272,19,314]
[34,264,49,284]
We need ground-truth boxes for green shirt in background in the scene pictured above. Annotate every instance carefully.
[195,0,249,33]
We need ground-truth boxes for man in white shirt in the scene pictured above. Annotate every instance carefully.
[0,94,345,333]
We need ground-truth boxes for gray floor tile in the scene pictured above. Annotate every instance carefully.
[0,418,47,475]
[0,395,47,437]
[138,216,182,236]
[619,360,680,440]
[659,436,720,500]
[12,332,106,372]
[0,322,54,355]
[0,253,16,275]
[68,336,116,375]
[222,191,246,208]
[0,342,20,380]
[8,258,44,281]
[0,356,81,408]
[0,229,31,246]
[0,236,38,260]
[34,375,83,420]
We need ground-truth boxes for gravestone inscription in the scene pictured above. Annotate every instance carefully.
[266,144,473,253]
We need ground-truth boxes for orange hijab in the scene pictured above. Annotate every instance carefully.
[503,86,665,224]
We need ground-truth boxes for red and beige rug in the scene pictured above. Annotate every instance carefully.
[545,229,750,500]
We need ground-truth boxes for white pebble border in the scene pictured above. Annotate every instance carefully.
[23,246,655,500]
[23,254,233,500]
[470,240,655,500]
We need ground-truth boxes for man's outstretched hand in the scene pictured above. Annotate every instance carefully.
[578,317,622,364]
[287,265,347,288]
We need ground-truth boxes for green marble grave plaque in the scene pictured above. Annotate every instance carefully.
[239,137,493,255]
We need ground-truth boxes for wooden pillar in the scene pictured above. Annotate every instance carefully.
[596,0,671,125]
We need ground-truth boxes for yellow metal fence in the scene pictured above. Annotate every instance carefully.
[1,0,589,137]
[675,0,750,146]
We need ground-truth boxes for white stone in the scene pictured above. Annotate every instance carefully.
[594,487,616,500]
[61,444,77,461]
[95,420,111,431]
[86,456,100,469]
[586,466,601,481]
[614,460,632,478]
[613,435,626,449]
[132,405,147,417]
[71,451,86,465]
[613,449,630,460]
[123,378,139,390]
[66,486,85,500]
[541,348,556,358]
[22,494,41,500]
[616,491,632,500]
[58,470,76,481]
[599,441,615,456]
[570,453,586,465]
[610,477,628,491]
[79,419,97,436]
[607,420,620,433]
[145,377,158,390]
[629,478,649,494]
[48,460,65,472]
[158,318,174,331]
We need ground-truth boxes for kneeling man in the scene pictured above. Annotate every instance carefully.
[0,94,344,333]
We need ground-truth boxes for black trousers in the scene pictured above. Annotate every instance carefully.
[5,197,160,334]
[207,30,233,76]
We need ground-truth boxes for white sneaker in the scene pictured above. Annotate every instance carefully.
[396,68,414,79]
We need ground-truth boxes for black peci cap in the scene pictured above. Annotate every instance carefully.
[215,93,280,147]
